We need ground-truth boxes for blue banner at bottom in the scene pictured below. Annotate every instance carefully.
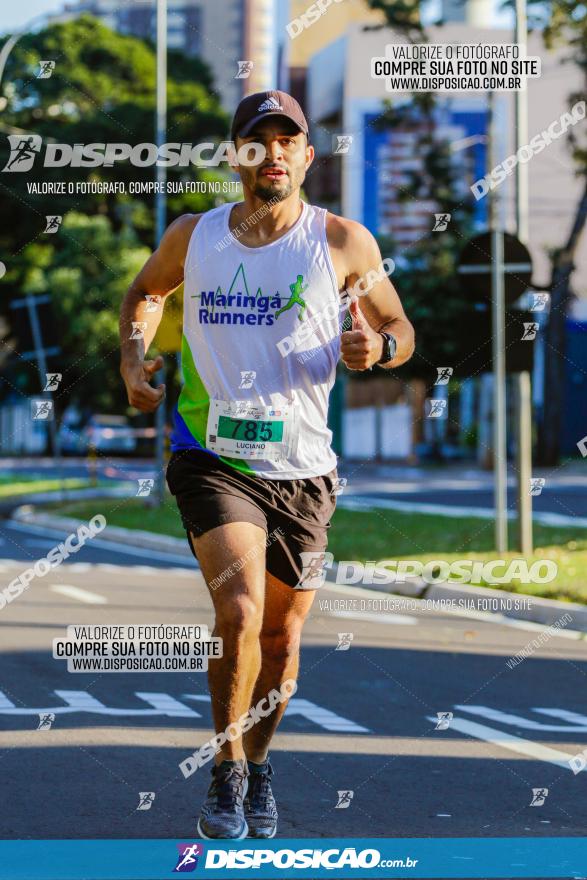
[0,837,585,880]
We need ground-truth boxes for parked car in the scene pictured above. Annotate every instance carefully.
[83,415,137,454]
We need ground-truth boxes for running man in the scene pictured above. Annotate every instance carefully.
[274,274,308,321]
[119,90,414,840]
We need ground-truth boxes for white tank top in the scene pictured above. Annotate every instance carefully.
[170,200,344,479]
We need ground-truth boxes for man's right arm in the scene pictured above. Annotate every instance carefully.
[119,213,199,413]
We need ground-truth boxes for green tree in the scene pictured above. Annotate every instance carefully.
[4,212,150,413]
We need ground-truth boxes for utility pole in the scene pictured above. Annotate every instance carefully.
[488,92,508,553]
[154,0,167,506]
[514,0,533,555]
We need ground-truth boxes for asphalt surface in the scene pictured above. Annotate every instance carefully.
[4,457,587,519]
[1,518,587,847]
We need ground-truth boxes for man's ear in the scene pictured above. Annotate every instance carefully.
[305,143,315,170]
[227,140,239,172]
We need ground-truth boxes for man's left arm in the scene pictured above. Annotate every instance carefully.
[340,222,415,371]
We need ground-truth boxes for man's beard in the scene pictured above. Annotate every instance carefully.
[252,178,294,202]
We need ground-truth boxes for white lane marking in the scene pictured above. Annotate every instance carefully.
[49,584,107,604]
[429,716,575,769]
[135,692,201,717]
[0,689,362,731]
[536,708,587,726]
[0,689,201,717]
[182,693,370,733]
[337,496,587,528]
[455,704,587,733]
[0,691,15,708]
[327,609,417,626]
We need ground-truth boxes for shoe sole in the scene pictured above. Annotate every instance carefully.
[247,825,277,839]
[196,817,249,840]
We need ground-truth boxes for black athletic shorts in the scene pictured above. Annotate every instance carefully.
[166,448,338,588]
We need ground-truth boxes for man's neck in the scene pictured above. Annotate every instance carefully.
[230,193,303,247]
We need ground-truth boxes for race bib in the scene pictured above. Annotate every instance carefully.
[206,400,297,461]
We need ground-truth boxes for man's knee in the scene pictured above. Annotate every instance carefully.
[260,625,302,664]
[215,594,263,642]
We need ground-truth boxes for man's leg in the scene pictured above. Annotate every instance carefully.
[243,572,315,762]
[191,521,267,763]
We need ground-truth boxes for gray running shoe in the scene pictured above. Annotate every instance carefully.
[197,759,249,839]
[244,760,278,838]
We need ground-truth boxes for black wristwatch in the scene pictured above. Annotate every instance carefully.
[377,331,397,366]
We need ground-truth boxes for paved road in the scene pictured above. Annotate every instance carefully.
[4,456,587,519]
[1,520,586,843]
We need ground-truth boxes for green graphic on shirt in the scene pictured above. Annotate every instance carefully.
[275,275,308,322]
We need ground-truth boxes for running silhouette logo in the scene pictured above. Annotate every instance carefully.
[3,135,42,172]
[275,274,308,321]
[174,843,203,872]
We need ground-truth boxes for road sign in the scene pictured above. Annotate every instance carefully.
[458,231,532,305]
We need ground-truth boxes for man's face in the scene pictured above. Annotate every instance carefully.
[234,117,313,202]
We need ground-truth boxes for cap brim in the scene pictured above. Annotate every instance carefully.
[235,112,306,139]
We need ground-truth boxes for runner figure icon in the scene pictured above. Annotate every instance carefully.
[275,274,308,321]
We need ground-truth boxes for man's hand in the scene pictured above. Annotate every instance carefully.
[340,298,384,371]
[121,354,165,413]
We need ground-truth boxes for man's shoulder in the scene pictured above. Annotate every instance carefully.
[325,212,375,251]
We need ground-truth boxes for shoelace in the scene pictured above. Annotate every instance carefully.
[210,765,247,811]
[247,768,274,808]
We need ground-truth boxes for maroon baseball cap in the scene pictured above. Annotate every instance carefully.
[231,90,309,141]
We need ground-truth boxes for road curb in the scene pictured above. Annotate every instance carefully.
[10,506,192,559]
[9,508,587,633]
[343,576,587,633]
